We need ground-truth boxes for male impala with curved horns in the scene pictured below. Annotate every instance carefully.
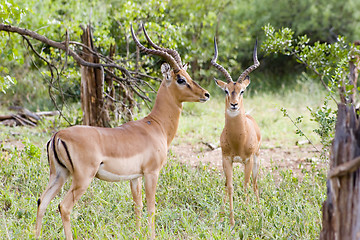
[35,23,209,240]
[211,37,261,226]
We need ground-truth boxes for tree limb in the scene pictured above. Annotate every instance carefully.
[328,156,360,178]
[0,23,135,79]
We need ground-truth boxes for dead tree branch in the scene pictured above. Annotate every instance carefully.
[0,23,160,124]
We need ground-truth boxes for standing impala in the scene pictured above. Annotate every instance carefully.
[210,37,261,226]
[35,24,210,240]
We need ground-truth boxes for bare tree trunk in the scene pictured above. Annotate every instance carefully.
[80,25,110,127]
[320,45,360,239]
[320,104,360,240]
[349,41,360,104]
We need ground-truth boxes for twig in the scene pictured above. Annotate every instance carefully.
[282,109,320,153]
[21,36,72,125]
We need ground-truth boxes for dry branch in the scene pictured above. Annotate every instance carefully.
[0,23,163,124]
[0,24,128,73]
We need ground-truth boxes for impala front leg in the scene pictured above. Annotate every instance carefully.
[130,177,143,231]
[144,172,159,240]
[252,154,260,203]
[223,156,234,226]
[244,157,254,204]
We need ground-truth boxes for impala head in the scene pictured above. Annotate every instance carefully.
[211,37,260,115]
[131,23,210,103]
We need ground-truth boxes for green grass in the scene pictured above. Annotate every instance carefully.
[0,140,325,239]
[0,79,328,239]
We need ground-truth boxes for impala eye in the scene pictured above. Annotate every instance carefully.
[240,90,244,95]
[176,75,186,85]
[177,78,185,84]
[224,89,229,95]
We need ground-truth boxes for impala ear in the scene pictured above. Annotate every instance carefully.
[242,75,250,87]
[183,62,189,71]
[214,78,226,90]
[161,63,172,84]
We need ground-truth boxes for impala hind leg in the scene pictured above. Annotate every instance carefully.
[58,174,95,240]
[130,177,143,231]
[144,172,159,240]
[222,157,235,226]
[252,154,260,203]
[36,168,69,238]
[244,157,254,204]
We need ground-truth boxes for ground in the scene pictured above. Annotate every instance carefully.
[170,139,327,179]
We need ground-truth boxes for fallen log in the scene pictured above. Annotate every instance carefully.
[0,106,59,127]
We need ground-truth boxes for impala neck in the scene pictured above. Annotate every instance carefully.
[225,101,247,136]
[148,82,182,147]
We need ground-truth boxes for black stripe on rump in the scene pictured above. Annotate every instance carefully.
[52,133,67,169]
[46,139,51,164]
[61,140,74,171]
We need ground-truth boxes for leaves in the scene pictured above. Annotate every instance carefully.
[263,24,360,157]
[263,24,294,55]
[0,0,27,25]
[0,66,17,93]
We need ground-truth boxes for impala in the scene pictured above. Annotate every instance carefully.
[35,24,210,240]
[210,37,261,226]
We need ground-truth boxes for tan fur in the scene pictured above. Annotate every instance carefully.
[35,66,209,239]
[216,78,261,226]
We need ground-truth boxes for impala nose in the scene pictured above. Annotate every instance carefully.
[230,103,238,109]
[200,92,210,102]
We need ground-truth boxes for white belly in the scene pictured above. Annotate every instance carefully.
[96,167,142,182]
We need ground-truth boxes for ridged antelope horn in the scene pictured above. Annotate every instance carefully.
[142,24,183,68]
[130,23,181,73]
[211,37,233,83]
[237,39,260,82]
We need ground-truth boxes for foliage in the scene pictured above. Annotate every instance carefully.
[308,99,337,154]
[249,0,360,43]
[262,24,359,156]
[0,73,16,94]
[1,0,359,113]
[0,0,27,93]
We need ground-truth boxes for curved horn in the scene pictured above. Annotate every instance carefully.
[142,24,183,67]
[237,39,260,82]
[130,24,181,73]
[210,37,233,83]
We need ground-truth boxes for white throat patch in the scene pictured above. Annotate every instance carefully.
[226,108,240,117]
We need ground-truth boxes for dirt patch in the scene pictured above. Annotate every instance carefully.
[1,139,25,151]
[170,140,327,178]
